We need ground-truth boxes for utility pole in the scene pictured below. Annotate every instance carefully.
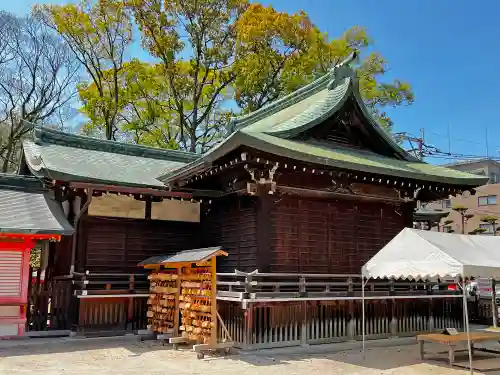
[418,128,425,161]
[486,126,489,158]
[447,124,451,154]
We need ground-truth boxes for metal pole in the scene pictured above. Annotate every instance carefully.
[492,279,498,328]
[362,274,366,358]
[462,277,473,375]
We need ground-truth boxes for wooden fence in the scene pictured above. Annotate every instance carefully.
[218,297,463,350]
[71,271,149,335]
[28,269,465,344]
[26,268,73,333]
[27,269,149,335]
[215,272,463,349]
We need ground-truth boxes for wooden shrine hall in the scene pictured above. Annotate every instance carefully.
[11,53,488,345]
[0,174,73,338]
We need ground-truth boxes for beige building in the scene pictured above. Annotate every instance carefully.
[422,159,500,234]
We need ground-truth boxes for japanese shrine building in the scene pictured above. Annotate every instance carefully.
[16,55,487,277]
[11,54,487,337]
[158,55,487,274]
[0,174,73,337]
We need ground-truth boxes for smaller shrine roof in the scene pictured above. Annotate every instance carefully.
[138,246,227,266]
[0,174,73,235]
[22,125,199,188]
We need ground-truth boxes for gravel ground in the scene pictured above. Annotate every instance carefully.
[0,337,495,375]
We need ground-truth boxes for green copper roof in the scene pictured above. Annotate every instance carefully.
[160,131,488,186]
[228,54,412,161]
[0,174,73,235]
[159,54,488,188]
[22,126,199,188]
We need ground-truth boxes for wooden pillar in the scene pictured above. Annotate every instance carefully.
[256,193,272,273]
[402,201,417,228]
[211,256,217,345]
[347,277,356,340]
[300,301,308,345]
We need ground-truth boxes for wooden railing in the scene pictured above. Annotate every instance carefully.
[72,271,149,297]
[71,271,149,335]
[38,269,462,342]
[216,271,457,301]
[215,271,463,350]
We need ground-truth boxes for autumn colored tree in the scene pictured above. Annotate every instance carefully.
[34,0,133,140]
[35,0,414,151]
[233,4,413,130]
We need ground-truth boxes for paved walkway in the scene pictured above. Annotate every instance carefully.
[0,336,494,375]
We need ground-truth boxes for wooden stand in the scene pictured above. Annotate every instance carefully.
[146,270,180,340]
[139,247,233,358]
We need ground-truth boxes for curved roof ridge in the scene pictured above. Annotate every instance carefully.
[348,75,419,162]
[228,52,358,132]
[30,124,199,163]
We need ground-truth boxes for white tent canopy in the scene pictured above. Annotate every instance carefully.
[362,228,500,280]
[361,227,500,375]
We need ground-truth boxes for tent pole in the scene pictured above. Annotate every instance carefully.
[462,277,473,375]
[362,274,366,359]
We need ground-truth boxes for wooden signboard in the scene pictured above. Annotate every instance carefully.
[151,199,200,223]
[89,194,145,219]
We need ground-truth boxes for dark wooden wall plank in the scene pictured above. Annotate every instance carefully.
[201,196,258,273]
[79,216,200,273]
[270,197,403,274]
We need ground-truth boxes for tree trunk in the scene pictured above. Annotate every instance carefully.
[1,140,14,173]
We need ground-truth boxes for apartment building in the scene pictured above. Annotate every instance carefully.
[443,158,500,184]
[422,158,500,234]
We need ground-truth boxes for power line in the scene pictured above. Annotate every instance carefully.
[428,131,484,146]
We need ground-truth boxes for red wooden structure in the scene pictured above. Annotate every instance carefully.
[0,233,61,338]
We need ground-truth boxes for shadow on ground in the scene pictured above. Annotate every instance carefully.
[0,336,171,358]
[1,335,500,374]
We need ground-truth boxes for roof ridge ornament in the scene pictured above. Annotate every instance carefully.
[327,51,358,90]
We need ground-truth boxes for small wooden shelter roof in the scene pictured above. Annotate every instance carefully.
[138,246,227,267]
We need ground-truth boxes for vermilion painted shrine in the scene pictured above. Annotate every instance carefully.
[0,55,488,346]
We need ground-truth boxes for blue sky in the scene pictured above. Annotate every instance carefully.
[5,0,500,164]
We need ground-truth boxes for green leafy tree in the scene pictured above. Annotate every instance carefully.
[233,4,413,131]
[128,0,244,152]
[480,215,499,235]
[442,219,454,233]
[469,228,487,235]
[37,0,414,150]
[34,0,133,140]
[452,205,474,234]
[128,0,413,151]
